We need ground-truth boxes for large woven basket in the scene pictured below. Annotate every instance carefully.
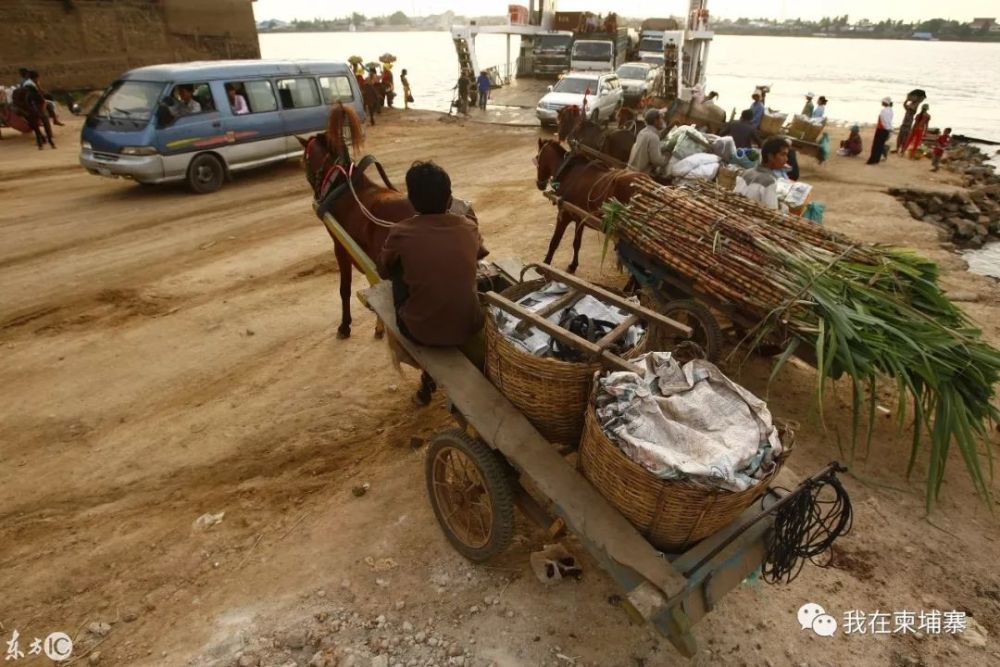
[759,112,788,135]
[579,403,792,552]
[485,280,640,448]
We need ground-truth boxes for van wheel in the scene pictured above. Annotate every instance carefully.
[187,154,225,194]
[590,109,600,123]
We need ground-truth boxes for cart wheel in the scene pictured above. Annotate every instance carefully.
[647,297,724,363]
[425,429,515,562]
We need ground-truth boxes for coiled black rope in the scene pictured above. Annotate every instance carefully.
[761,468,853,584]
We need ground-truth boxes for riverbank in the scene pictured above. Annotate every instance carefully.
[0,110,998,667]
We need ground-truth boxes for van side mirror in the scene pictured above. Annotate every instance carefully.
[547,85,553,92]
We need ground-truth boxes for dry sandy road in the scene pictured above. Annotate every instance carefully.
[1,110,999,667]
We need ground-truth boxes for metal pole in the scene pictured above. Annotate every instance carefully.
[506,34,511,82]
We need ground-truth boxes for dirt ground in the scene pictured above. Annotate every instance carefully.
[1,109,999,667]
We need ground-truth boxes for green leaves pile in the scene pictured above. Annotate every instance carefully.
[766,244,1000,509]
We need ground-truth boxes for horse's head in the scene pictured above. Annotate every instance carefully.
[299,102,365,201]
[534,138,566,191]
[557,105,582,143]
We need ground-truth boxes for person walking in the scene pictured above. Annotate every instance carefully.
[903,104,930,158]
[866,97,893,165]
[476,70,490,112]
[931,127,951,172]
[400,69,413,110]
[802,93,815,117]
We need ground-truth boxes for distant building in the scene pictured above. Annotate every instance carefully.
[911,32,935,40]
[969,17,997,32]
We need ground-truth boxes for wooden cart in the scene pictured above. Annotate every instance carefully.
[361,264,843,658]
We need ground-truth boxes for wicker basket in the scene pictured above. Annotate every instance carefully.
[485,280,640,448]
[579,403,792,552]
[759,112,788,135]
[789,115,825,143]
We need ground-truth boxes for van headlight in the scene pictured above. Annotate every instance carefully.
[81,141,92,150]
[121,146,158,156]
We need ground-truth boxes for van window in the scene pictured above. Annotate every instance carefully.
[319,75,355,104]
[226,80,278,114]
[169,83,216,114]
[276,78,321,109]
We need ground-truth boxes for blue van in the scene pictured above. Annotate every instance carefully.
[80,60,365,193]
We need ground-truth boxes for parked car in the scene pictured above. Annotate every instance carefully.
[535,72,623,128]
[79,60,364,193]
[615,62,659,103]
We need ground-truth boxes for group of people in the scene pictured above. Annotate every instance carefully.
[3,67,63,149]
[454,70,492,115]
[353,62,414,111]
[864,95,950,170]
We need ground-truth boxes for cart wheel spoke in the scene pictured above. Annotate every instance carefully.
[425,430,515,562]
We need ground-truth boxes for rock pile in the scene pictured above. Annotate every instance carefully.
[942,143,1000,189]
[890,185,1000,249]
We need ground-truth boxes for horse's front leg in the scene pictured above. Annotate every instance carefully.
[568,219,585,274]
[544,210,571,266]
[334,242,353,339]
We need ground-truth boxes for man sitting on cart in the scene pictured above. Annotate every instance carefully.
[378,161,489,377]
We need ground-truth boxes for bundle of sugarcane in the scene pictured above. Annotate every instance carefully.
[602,178,1000,508]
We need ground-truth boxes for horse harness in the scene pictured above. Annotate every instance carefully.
[307,136,397,224]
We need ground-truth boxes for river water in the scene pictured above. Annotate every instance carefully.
[261,32,1000,139]
[260,31,1000,276]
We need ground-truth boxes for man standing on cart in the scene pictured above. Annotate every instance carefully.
[378,161,489,388]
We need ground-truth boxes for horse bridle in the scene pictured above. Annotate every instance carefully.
[304,135,349,203]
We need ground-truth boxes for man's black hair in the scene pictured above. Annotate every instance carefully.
[761,137,788,161]
[739,109,753,122]
[19,67,30,78]
[406,161,451,214]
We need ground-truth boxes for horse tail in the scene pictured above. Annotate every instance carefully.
[327,102,365,157]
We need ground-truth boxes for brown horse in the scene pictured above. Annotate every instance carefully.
[556,105,638,164]
[534,138,645,273]
[300,102,415,338]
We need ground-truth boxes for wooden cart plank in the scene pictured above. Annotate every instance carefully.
[529,263,693,337]
[543,191,604,231]
[595,314,640,350]
[492,258,542,285]
[483,292,639,373]
[514,290,585,334]
[363,281,688,600]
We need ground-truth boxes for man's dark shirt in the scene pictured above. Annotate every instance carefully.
[377,213,488,346]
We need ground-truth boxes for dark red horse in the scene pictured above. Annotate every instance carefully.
[556,105,638,164]
[534,138,645,273]
[300,102,415,338]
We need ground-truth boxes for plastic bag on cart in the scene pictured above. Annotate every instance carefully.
[595,352,782,491]
[668,153,721,182]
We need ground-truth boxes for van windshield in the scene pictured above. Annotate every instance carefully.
[573,42,611,59]
[640,38,662,52]
[93,81,164,121]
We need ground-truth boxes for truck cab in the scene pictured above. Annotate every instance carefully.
[531,31,574,75]
[571,40,615,72]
